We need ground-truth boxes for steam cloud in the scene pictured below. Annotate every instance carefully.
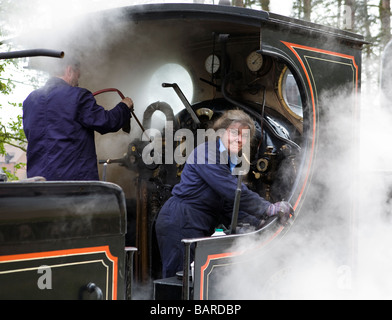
[212,88,392,300]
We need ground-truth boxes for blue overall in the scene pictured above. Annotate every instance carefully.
[23,77,130,181]
[155,140,271,277]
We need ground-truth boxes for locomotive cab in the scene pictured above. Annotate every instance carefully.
[1,3,365,299]
[87,10,308,285]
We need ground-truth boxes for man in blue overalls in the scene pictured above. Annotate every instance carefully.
[23,57,133,181]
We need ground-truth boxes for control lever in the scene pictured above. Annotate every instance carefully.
[162,83,200,125]
[229,171,244,234]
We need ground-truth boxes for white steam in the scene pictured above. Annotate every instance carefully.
[211,88,392,300]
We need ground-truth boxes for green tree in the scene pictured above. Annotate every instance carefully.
[0,1,29,180]
[0,69,28,180]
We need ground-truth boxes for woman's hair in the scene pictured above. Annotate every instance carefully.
[213,109,256,139]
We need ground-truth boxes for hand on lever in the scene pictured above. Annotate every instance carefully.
[122,97,134,110]
[266,201,294,225]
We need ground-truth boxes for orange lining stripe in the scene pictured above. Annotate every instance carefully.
[0,246,118,300]
[281,41,317,210]
[281,41,358,210]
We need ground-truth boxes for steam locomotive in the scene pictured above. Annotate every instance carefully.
[0,3,365,299]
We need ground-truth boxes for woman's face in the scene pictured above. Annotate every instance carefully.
[222,122,250,155]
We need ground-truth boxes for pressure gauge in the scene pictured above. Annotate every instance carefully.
[246,51,264,72]
[205,54,220,74]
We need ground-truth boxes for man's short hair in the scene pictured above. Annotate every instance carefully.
[51,55,80,76]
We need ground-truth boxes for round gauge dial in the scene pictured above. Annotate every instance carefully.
[205,54,220,74]
[246,51,264,72]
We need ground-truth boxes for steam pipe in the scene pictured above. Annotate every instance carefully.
[0,49,64,60]
[142,101,175,130]
[140,101,175,142]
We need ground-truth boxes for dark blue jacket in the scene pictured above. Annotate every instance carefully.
[155,140,272,277]
[23,77,130,181]
[173,140,271,231]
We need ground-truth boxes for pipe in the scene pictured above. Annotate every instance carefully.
[0,49,64,60]
[93,87,125,99]
[93,88,145,134]
[257,86,267,152]
[142,101,175,130]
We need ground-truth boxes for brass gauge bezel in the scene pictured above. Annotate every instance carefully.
[246,51,264,73]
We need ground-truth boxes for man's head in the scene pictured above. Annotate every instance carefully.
[62,63,80,87]
[52,56,81,87]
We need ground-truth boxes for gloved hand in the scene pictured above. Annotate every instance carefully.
[266,201,294,225]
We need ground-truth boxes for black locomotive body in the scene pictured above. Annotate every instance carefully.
[0,4,365,299]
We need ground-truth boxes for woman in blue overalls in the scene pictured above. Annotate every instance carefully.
[155,109,293,278]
